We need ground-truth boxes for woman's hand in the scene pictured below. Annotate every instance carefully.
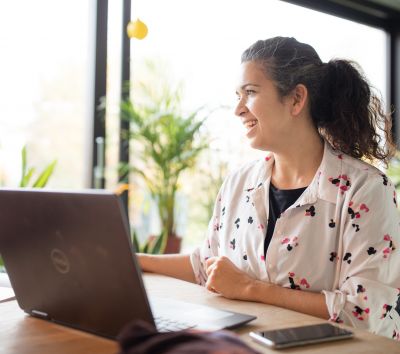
[204,256,329,320]
[205,256,259,300]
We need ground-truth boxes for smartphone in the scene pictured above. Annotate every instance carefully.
[249,323,353,349]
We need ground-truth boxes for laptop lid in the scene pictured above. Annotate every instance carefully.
[0,189,256,337]
[0,188,155,338]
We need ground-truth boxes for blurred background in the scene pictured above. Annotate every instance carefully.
[0,0,399,257]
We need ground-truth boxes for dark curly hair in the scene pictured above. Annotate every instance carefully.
[241,36,395,166]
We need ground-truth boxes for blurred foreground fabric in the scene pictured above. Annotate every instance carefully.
[117,320,260,354]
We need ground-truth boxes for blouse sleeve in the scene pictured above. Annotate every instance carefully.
[322,174,400,340]
[190,188,223,286]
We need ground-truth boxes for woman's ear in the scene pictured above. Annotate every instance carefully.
[290,84,308,116]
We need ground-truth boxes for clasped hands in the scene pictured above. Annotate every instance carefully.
[205,256,259,301]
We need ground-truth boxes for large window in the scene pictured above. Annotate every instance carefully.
[109,0,387,251]
[0,0,96,188]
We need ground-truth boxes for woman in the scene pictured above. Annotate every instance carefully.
[139,37,400,340]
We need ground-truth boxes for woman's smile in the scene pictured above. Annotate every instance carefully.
[244,119,258,137]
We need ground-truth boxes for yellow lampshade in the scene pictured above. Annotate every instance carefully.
[127,18,148,40]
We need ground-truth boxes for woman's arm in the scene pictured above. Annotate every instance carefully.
[205,256,329,319]
[249,280,330,319]
[137,253,196,284]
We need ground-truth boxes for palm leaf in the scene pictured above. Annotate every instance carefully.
[20,167,35,187]
[149,232,165,254]
[142,240,150,254]
[21,145,27,179]
[32,160,57,188]
[132,230,141,253]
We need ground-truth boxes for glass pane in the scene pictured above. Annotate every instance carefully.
[105,0,123,192]
[0,0,95,189]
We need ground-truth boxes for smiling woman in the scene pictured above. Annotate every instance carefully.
[138,36,400,341]
[125,0,388,252]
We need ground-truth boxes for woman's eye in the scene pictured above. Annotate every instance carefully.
[236,89,255,100]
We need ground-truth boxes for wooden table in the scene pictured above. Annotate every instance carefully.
[0,273,398,353]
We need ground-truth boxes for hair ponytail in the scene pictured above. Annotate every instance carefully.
[311,59,394,165]
[241,37,395,166]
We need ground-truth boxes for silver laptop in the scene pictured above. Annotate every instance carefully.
[0,189,256,338]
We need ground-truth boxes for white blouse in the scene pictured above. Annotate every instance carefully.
[190,141,400,340]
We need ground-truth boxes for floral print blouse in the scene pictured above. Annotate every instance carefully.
[190,141,400,340]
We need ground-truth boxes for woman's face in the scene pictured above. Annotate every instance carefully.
[235,61,293,152]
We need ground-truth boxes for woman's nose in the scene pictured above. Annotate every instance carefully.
[234,99,248,117]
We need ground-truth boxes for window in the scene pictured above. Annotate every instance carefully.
[0,0,96,188]
[118,0,388,252]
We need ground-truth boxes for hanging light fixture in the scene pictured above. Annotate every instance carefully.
[126,18,148,39]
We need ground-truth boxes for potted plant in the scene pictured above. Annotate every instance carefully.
[120,78,208,254]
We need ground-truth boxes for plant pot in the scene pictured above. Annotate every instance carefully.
[147,234,182,254]
[164,235,182,254]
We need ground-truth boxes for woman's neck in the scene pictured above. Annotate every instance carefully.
[271,134,324,190]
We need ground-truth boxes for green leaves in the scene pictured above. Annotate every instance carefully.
[19,145,57,188]
[32,160,57,188]
[120,74,209,249]
[132,230,166,254]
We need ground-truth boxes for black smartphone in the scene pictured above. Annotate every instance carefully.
[249,323,354,349]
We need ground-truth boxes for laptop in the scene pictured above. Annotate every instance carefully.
[0,189,256,338]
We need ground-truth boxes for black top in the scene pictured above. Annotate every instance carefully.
[264,184,307,257]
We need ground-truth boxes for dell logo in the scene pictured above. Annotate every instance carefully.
[50,249,70,274]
